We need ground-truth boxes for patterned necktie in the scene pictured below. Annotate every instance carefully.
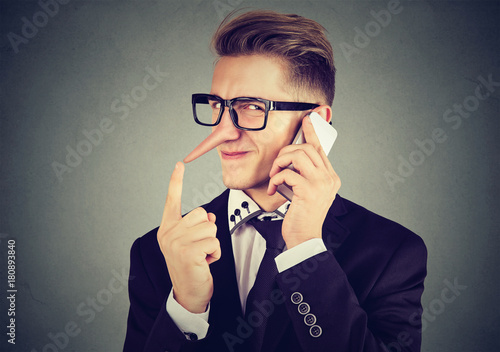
[245,217,285,350]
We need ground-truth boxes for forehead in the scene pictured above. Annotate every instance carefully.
[210,55,293,101]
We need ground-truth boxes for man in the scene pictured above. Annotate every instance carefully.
[124,10,427,352]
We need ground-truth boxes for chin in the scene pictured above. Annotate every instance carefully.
[222,173,269,191]
[222,178,252,191]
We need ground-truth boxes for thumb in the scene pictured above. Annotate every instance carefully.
[207,212,216,224]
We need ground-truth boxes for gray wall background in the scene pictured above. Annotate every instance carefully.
[1,0,498,351]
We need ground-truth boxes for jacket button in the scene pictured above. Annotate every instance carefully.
[298,302,310,315]
[304,313,316,326]
[291,292,303,304]
[310,325,322,338]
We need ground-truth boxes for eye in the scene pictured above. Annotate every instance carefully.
[246,104,263,111]
[209,101,221,109]
[232,99,266,113]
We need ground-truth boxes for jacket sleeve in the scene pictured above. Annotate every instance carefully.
[123,236,189,352]
[276,232,427,352]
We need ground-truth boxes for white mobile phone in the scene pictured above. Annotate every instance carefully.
[276,111,338,201]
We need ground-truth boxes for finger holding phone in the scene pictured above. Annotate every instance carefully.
[267,110,341,249]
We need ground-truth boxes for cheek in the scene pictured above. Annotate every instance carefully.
[254,117,297,147]
[252,118,298,166]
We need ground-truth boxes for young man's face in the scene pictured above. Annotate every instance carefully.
[210,54,305,192]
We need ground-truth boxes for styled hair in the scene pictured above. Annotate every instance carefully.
[211,10,336,106]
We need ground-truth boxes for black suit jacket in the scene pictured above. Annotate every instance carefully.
[123,190,427,351]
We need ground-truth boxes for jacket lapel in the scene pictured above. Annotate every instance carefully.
[261,288,291,351]
[203,191,245,339]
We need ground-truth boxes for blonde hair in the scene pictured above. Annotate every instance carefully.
[212,10,336,105]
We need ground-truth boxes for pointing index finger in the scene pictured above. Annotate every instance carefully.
[161,162,185,225]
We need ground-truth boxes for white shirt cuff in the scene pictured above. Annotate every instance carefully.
[275,238,327,273]
[165,289,210,340]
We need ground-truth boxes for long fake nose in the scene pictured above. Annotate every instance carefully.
[183,110,241,163]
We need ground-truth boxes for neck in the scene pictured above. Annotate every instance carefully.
[244,183,287,212]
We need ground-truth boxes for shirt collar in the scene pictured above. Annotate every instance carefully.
[228,189,290,235]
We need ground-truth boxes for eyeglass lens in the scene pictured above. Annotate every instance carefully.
[195,97,267,129]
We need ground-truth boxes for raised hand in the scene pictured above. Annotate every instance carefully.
[157,162,221,313]
[268,115,341,249]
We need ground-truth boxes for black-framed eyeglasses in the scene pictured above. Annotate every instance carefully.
[192,93,320,131]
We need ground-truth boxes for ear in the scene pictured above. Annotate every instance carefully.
[312,105,332,123]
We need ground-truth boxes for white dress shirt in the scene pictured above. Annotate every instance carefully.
[166,189,326,340]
